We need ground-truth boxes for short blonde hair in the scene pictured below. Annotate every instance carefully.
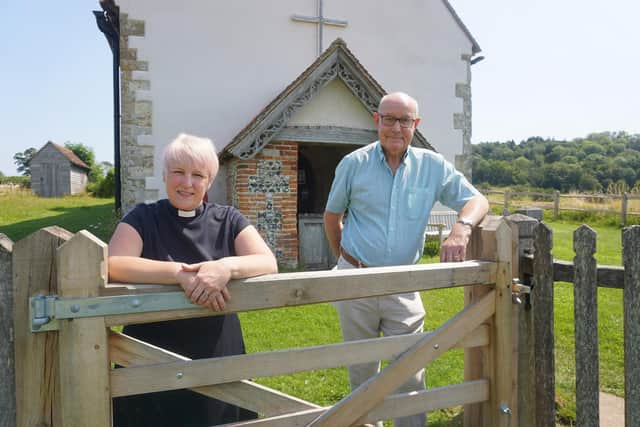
[163,133,219,187]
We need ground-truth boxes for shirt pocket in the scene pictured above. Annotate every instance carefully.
[406,187,428,220]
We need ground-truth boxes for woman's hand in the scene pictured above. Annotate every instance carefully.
[179,261,232,311]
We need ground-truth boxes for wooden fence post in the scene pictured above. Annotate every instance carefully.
[505,213,539,427]
[533,223,556,426]
[464,215,501,426]
[623,225,640,426]
[493,219,515,427]
[504,190,510,214]
[553,191,560,220]
[13,227,73,427]
[621,192,628,227]
[573,225,599,426]
[56,231,111,426]
[0,234,15,427]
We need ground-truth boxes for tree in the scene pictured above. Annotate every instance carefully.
[64,142,102,183]
[13,147,37,176]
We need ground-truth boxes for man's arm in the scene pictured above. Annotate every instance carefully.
[440,194,490,262]
[323,211,344,259]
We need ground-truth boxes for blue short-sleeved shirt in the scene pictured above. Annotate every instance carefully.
[325,142,479,266]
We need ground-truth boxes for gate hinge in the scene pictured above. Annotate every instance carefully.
[30,294,59,332]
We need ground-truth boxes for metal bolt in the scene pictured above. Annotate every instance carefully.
[176,372,183,379]
[70,304,80,313]
[131,299,141,308]
[433,344,439,349]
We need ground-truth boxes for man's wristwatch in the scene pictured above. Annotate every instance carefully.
[456,218,473,228]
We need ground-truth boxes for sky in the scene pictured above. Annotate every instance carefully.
[1,0,639,176]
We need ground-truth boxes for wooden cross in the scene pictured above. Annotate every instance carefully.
[292,0,348,56]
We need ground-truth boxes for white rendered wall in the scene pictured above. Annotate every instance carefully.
[118,0,476,199]
[287,79,376,129]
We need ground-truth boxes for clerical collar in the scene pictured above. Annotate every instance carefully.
[167,200,205,218]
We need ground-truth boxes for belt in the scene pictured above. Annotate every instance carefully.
[340,247,367,268]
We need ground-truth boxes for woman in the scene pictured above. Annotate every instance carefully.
[109,133,278,426]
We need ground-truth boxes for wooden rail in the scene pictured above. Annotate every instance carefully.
[484,189,640,225]
[4,219,517,427]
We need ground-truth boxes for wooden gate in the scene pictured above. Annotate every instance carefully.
[3,218,518,426]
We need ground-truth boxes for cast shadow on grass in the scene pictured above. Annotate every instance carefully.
[0,202,118,243]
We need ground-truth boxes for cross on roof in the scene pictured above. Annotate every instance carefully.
[291,0,348,56]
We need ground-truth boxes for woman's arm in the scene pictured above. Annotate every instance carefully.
[181,225,278,310]
[108,222,183,284]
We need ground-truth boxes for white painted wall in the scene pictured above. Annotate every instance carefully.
[118,0,477,199]
[288,80,376,129]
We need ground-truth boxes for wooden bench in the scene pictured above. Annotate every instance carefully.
[426,210,458,244]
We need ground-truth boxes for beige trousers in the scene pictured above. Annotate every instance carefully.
[333,255,427,427]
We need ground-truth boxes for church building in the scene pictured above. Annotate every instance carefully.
[98,0,481,268]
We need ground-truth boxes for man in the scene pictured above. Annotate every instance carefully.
[324,92,489,427]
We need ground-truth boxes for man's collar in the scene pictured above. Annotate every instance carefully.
[375,141,411,164]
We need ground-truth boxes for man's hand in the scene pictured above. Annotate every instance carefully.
[440,222,473,262]
[179,261,232,311]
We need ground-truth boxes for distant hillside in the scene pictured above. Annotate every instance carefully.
[472,131,640,193]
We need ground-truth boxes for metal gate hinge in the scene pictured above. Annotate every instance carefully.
[30,294,59,331]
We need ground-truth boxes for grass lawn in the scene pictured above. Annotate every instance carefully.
[0,190,117,242]
[1,191,629,425]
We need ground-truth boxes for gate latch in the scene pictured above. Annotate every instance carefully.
[511,278,531,305]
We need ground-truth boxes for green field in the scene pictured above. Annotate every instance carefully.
[0,191,628,425]
[0,190,117,242]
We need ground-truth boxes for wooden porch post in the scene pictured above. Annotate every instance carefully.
[56,231,111,426]
[1,234,15,427]
[13,227,72,427]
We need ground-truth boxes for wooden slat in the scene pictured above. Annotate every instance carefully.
[623,226,640,426]
[222,380,489,427]
[533,223,556,426]
[493,220,515,427]
[521,255,625,289]
[308,290,496,427]
[104,261,496,326]
[109,330,320,416]
[0,234,15,427]
[57,231,111,427]
[110,323,490,397]
[573,225,599,426]
[13,226,72,427]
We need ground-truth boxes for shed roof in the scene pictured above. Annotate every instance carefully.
[36,141,91,170]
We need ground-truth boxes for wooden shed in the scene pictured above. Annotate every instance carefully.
[30,141,90,197]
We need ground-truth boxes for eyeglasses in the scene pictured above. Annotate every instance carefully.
[379,115,416,128]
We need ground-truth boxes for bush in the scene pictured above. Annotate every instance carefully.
[0,175,31,188]
[88,168,115,198]
[423,236,440,258]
